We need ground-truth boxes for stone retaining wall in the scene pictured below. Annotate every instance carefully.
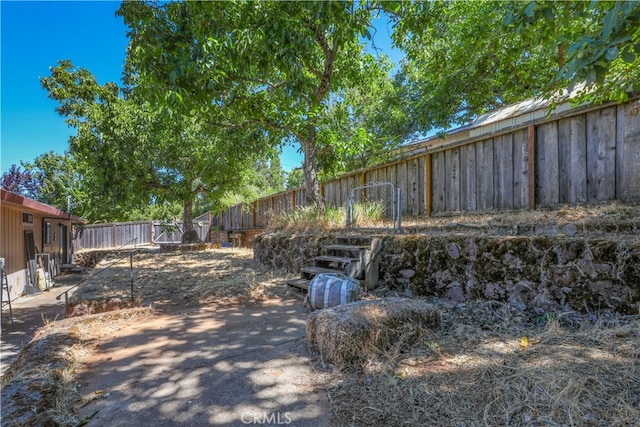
[253,233,336,272]
[72,247,158,268]
[210,229,264,248]
[253,232,640,314]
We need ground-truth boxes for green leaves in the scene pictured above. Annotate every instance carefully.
[394,0,640,133]
[118,1,393,207]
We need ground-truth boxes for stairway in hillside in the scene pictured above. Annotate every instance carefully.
[287,235,382,293]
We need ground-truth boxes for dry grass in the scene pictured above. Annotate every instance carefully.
[264,204,345,233]
[1,307,155,427]
[307,297,441,366]
[402,202,640,234]
[323,298,640,426]
[3,206,640,427]
[69,247,297,310]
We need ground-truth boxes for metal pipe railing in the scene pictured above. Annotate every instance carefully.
[56,239,139,316]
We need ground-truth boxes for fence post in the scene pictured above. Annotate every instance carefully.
[252,201,257,229]
[396,188,402,232]
[424,153,432,217]
[528,125,536,210]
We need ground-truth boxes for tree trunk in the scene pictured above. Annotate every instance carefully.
[181,200,202,243]
[301,128,324,212]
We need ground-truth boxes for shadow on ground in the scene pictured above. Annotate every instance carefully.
[74,298,329,427]
[1,279,81,375]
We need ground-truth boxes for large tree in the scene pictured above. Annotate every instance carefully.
[390,0,640,132]
[21,151,83,213]
[505,0,640,105]
[42,60,267,238]
[118,1,397,210]
[391,0,563,131]
[0,164,40,199]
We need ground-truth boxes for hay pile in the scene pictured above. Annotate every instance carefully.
[323,299,640,426]
[307,297,441,365]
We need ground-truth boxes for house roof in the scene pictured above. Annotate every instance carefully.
[0,189,86,223]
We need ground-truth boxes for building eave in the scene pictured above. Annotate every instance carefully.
[0,189,87,223]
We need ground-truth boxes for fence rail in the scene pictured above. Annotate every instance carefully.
[213,97,640,230]
[71,98,640,239]
[74,213,211,250]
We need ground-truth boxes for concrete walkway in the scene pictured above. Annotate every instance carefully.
[74,298,330,427]
[2,275,331,426]
[1,274,82,376]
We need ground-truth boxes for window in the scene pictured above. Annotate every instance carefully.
[44,221,51,244]
[22,213,33,224]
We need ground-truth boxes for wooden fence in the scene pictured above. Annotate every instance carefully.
[74,212,212,250]
[217,97,640,229]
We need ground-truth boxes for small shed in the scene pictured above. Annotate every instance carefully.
[1,189,85,300]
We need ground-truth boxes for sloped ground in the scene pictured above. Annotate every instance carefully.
[323,299,640,426]
[1,249,328,427]
[67,247,299,313]
[3,205,640,426]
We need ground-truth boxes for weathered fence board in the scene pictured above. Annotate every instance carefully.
[445,147,461,212]
[558,115,587,204]
[418,155,426,215]
[459,143,477,211]
[407,157,420,215]
[476,138,494,210]
[536,122,560,206]
[616,102,640,200]
[513,128,529,208]
[398,160,408,214]
[432,151,446,213]
[494,133,514,209]
[586,106,617,201]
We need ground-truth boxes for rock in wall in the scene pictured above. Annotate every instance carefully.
[379,235,640,314]
[253,232,640,314]
[253,232,336,273]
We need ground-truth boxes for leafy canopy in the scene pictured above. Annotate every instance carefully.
[390,0,640,132]
[41,60,269,224]
[118,1,404,209]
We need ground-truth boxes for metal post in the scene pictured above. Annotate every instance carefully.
[64,292,69,318]
[130,252,134,304]
[397,188,402,233]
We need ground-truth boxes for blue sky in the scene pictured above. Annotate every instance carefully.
[1,1,401,174]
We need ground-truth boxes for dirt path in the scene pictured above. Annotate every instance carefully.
[74,299,329,427]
